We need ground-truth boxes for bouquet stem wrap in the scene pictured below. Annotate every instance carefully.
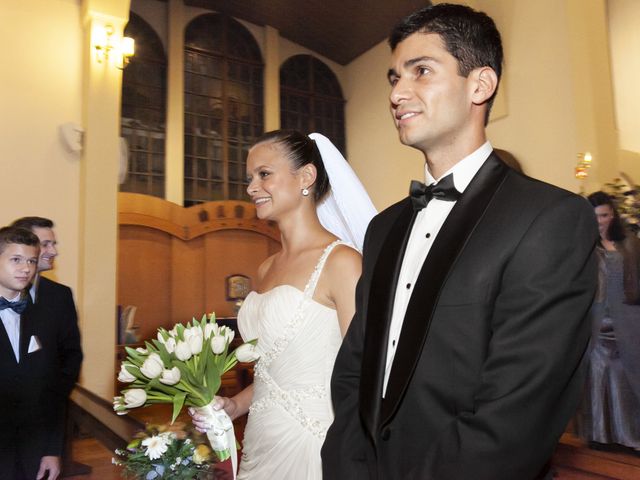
[195,403,237,479]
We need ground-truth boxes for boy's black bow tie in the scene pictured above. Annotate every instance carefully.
[410,173,461,211]
[0,296,30,314]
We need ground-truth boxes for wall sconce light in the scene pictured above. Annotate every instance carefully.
[93,24,135,69]
[575,151,593,193]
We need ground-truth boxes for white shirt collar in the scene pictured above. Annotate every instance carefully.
[29,274,40,302]
[425,141,493,193]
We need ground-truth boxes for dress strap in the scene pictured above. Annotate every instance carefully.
[303,239,346,298]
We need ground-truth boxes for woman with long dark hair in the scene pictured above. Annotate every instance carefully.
[577,191,640,450]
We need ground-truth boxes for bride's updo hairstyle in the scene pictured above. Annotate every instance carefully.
[254,129,330,202]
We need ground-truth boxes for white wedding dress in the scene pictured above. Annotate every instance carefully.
[237,240,346,479]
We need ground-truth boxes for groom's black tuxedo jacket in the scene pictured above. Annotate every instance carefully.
[322,154,598,480]
[0,278,82,479]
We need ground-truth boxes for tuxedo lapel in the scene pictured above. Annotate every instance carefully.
[360,198,416,440]
[382,153,509,423]
[0,320,16,363]
[19,308,32,363]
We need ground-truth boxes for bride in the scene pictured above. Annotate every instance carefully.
[190,130,376,479]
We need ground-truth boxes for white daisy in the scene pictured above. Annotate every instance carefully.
[142,434,170,460]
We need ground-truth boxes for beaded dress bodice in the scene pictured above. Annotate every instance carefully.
[235,240,345,479]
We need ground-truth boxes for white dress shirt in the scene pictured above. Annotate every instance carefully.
[383,141,493,395]
[0,293,23,362]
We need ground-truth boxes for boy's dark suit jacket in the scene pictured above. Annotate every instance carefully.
[322,154,598,480]
[0,277,82,479]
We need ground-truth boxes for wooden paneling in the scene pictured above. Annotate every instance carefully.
[171,235,206,322]
[118,226,173,341]
[118,193,280,342]
[203,230,273,317]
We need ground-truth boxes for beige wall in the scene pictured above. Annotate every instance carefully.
[0,0,83,288]
[607,0,640,174]
[344,41,424,211]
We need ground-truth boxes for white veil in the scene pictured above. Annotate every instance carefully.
[309,133,377,251]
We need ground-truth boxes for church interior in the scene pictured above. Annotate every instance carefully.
[2,0,640,477]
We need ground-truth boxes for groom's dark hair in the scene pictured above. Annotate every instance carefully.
[389,3,503,123]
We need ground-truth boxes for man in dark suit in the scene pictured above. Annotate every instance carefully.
[0,226,62,479]
[322,4,598,480]
[9,217,83,479]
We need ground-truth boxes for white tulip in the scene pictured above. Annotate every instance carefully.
[211,335,226,354]
[159,366,181,385]
[140,353,164,379]
[204,323,216,339]
[220,325,235,343]
[188,334,203,355]
[113,396,126,414]
[184,326,203,342]
[123,388,147,408]
[235,343,260,362]
[175,340,192,361]
[136,347,148,354]
[164,337,176,354]
[118,363,137,383]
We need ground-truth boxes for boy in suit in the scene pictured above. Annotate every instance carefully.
[0,226,61,479]
[10,217,83,404]
[322,4,598,479]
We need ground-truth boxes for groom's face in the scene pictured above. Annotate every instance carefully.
[388,32,476,154]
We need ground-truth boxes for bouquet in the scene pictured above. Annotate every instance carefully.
[604,176,640,235]
[113,313,259,478]
[113,423,214,479]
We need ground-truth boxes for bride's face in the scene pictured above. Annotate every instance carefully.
[246,141,305,221]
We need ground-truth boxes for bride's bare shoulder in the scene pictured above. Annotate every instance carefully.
[324,244,362,281]
[256,253,278,283]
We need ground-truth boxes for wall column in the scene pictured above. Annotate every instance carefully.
[263,26,280,131]
[80,0,130,399]
[165,0,185,205]
[565,0,619,190]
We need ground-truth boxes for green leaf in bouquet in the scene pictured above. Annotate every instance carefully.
[173,360,198,387]
[124,347,146,366]
[175,323,186,340]
[145,377,161,392]
[124,363,144,380]
[205,351,221,399]
[171,391,187,423]
[222,351,238,374]
[152,339,172,367]
[197,338,211,380]
[144,340,158,355]
[216,342,230,373]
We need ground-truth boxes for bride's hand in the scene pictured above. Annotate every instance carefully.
[189,396,237,432]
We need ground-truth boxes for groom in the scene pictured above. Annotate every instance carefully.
[322,4,597,480]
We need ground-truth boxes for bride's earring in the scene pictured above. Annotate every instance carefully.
[302,188,310,196]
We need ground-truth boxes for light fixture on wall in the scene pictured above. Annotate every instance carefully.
[93,23,135,69]
[575,151,593,193]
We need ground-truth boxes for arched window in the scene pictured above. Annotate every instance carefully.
[120,13,167,198]
[280,55,346,154]
[184,14,264,206]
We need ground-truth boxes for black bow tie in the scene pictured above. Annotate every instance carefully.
[410,173,461,211]
[0,296,30,314]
